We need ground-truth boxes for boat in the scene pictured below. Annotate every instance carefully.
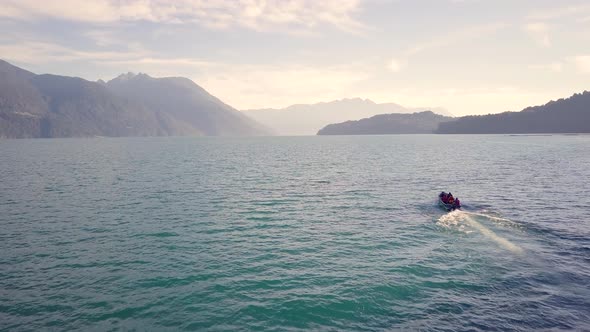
[438,191,461,211]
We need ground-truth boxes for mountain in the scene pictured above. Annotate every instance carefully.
[436,91,590,134]
[106,73,270,136]
[317,111,454,135]
[0,60,268,138]
[243,98,451,136]
[0,60,163,138]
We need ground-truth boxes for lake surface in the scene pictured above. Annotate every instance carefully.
[1,135,589,331]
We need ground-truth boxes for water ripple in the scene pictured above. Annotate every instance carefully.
[1,135,589,331]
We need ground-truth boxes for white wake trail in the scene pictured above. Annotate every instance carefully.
[438,210,523,254]
[464,211,513,223]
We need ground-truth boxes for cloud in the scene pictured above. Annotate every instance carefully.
[527,4,590,21]
[0,40,147,64]
[0,35,372,109]
[403,22,509,56]
[101,57,216,68]
[524,22,551,47]
[0,0,366,34]
[83,30,120,47]
[528,62,563,73]
[197,63,372,109]
[569,55,590,73]
[387,58,404,72]
[387,22,508,72]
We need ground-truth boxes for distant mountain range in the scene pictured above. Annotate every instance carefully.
[317,111,453,135]
[317,91,590,135]
[0,60,269,138]
[3,59,588,138]
[436,91,590,134]
[243,98,451,136]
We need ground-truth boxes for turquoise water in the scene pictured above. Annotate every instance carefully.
[1,135,589,331]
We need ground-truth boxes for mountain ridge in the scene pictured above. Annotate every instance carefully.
[436,91,590,134]
[317,111,454,135]
[243,98,450,136]
[0,60,269,138]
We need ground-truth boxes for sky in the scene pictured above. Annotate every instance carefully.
[1,0,589,116]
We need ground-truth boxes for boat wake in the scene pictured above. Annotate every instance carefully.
[437,210,524,254]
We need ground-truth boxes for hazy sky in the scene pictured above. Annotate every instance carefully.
[1,0,589,115]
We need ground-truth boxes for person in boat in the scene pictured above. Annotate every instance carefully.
[441,192,448,203]
[446,192,453,204]
[454,197,461,207]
